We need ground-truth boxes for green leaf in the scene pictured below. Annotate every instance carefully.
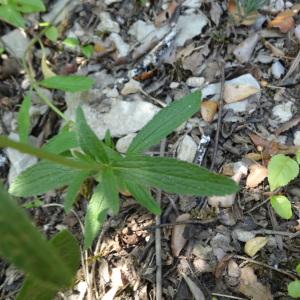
[0,47,5,54]
[296,264,300,276]
[9,161,82,197]
[10,0,45,12]
[0,4,25,27]
[104,129,114,149]
[126,181,161,215]
[63,37,79,48]
[268,154,299,191]
[39,75,94,92]
[102,167,119,214]
[45,26,58,42]
[288,280,300,298]
[270,195,292,219]
[81,44,94,58]
[42,131,78,154]
[0,186,75,288]
[127,91,201,154]
[113,155,239,196]
[22,198,43,209]
[76,107,109,163]
[18,95,31,144]
[17,230,80,300]
[296,149,300,164]
[64,171,90,213]
[84,183,110,249]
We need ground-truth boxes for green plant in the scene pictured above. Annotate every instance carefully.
[0,91,238,249]
[0,185,80,300]
[63,37,94,58]
[267,153,300,219]
[237,0,269,16]
[288,264,300,298]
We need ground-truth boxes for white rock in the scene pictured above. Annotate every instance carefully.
[170,82,180,89]
[175,14,208,47]
[121,79,141,95]
[177,135,197,163]
[182,0,202,8]
[186,77,205,88]
[295,25,300,43]
[223,99,249,113]
[234,33,260,63]
[97,12,120,33]
[116,133,137,153]
[105,0,122,5]
[233,229,256,242]
[109,33,130,58]
[294,131,300,146]
[272,102,294,123]
[0,155,6,168]
[256,52,273,64]
[128,20,156,43]
[2,29,29,59]
[7,133,38,186]
[271,60,285,79]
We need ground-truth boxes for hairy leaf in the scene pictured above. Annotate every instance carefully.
[268,154,299,191]
[127,91,201,154]
[102,168,119,215]
[0,4,25,27]
[42,131,78,154]
[84,183,110,249]
[126,181,161,214]
[9,161,82,197]
[39,75,94,92]
[18,95,31,144]
[270,195,292,219]
[113,155,238,196]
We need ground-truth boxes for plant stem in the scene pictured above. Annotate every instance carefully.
[0,135,100,171]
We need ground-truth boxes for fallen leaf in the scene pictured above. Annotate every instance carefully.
[201,100,218,123]
[244,236,268,257]
[171,214,190,256]
[238,266,273,300]
[155,1,179,27]
[224,83,259,103]
[41,54,56,79]
[246,164,268,188]
[264,41,285,57]
[181,273,205,300]
[268,9,298,33]
[233,33,260,63]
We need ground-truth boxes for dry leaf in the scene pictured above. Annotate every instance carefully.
[228,0,260,25]
[264,41,285,57]
[224,83,259,103]
[268,9,297,33]
[155,1,179,27]
[244,236,268,257]
[171,214,190,256]
[41,54,56,79]
[238,266,273,300]
[181,273,205,300]
[201,100,218,123]
[246,164,268,188]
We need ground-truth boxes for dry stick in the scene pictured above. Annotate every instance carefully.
[210,60,225,171]
[155,139,166,300]
[281,49,300,83]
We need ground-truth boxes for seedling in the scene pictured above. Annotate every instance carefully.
[288,264,300,298]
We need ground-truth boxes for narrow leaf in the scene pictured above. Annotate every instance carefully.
[126,181,161,215]
[296,149,300,164]
[0,4,25,27]
[64,171,90,213]
[39,75,94,92]
[113,155,238,196]
[268,154,299,191]
[84,183,110,249]
[127,91,201,154]
[9,161,83,197]
[18,95,31,144]
[0,187,74,288]
[42,131,78,154]
[63,37,79,48]
[271,195,292,219]
[76,107,109,163]
[10,0,45,12]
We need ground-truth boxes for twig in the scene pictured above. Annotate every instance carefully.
[155,139,166,300]
[244,198,269,214]
[252,229,300,237]
[210,60,225,171]
[281,49,300,83]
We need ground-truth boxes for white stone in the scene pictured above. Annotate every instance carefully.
[109,33,130,58]
[177,135,197,163]
[97,12,120,33]
[182,0,203,8]
[128,20,156,43]
[175,14,208,47]
[233,229,256,242]
[271,61,285,79]
[121,79,141,95]
[295,25,300,43]
[116,133,137,153]
[105,0,122,5]
[272,102,294,123]
[233,33,260,63]
[170,82,180,89]
[294,131,300,146]
[186,77,205,88]
[223,99,249,113]
[2,29,29,59]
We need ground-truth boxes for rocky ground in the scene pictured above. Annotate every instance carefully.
[1,0,300,299]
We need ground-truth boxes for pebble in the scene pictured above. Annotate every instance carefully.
[177,135,197,163]
[105,0,122,4]
[170,82,180,89]
[294,131,300,146]
[109,33,130,58]
[233,33,260,63]
[2,29,29,59]
[295,25,300,43]
[233,229,256,242]
[201,100,218,123]
[121,79,141,95]
[186,77,205,88]
[116,133,137,153]
[97,12,120,33]
[271,60,285,79]
[272,102,294,123]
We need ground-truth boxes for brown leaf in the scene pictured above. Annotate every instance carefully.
[246,164,268,188]
[268,9,297,33]
[224,83,259,103]
[171,214,190,256]
[155,1,179,27]
[201,100,218,123]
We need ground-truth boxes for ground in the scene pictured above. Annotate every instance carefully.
[1,0,300,299]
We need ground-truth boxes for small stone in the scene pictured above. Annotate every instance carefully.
[2,29,29,59]
[234,33,260,63]
[272,102,294,123]
[170,82,180,89]
[192,243,213,259]
[177,135,197,163]
[294,131,300,146]
[233,229,256,242]
[218,209,236,226]
[271,60,285,79]
[121,79,141,95]
[295,25,300,43]
[128,20,156,43]
[105,0,122,5]
[116,133,137,153]
[109,33,130,58]
[186,77,205,87]
[227,260,240,278]
[201,100,218,123]
[97,12,120,33]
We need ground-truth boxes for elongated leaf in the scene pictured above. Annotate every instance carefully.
[64,171,90,213]
[42,131,78,154]
[39,75,94,92]
[76,107,109,163]
[10,0,45,12]
[17,230,80,300]
[268,154,299,191]
[9,161,82,197]
[0,4,25,27]
[113,155,238,196]
[102,168,119,214]
[296,149,300,164]
[126,181,161,214]
[0,187,74,288]
[84,183,110,248]
[270,195,292,219]
[127,91,201,154]
[18,95,31,144]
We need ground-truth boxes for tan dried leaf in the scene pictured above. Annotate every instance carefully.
[201,100,218,123]
[246,164,268,188]
[171,214,190,256]
[244,236,268,257]
[268,9,296,33]
[224,83,259,103]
